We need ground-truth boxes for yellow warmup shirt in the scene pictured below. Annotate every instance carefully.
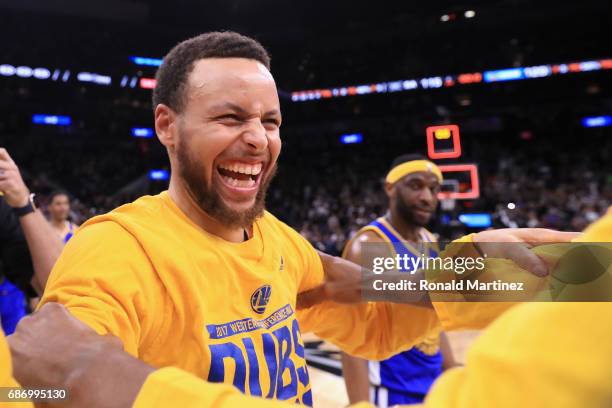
[40,191,447,405]
[134,208,612,408]
[424,208,612,408]
[133,366,375,408]
[0,329,32,408]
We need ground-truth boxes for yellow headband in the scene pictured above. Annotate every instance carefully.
[385,160,443,184]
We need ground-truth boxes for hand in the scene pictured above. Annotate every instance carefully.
[297,229,580,308]
[0,147,30,208]
[8,303,153,408]
[473,228,580,277]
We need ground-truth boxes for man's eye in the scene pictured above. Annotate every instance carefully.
[217,114,241,122]
[263,119,280,127]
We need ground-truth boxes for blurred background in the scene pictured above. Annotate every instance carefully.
[0,1,610,404]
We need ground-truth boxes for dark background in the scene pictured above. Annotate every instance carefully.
[0,0,610,253]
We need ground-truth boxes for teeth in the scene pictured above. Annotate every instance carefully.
[219,163,262,176]
[220,175,256,188]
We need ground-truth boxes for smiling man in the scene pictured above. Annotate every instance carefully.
[41,32,428,405]
[39,32,573,406]
[341,154,456,407]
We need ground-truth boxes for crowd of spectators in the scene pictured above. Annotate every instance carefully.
[0,3,609,254]
[270,151,611,255]
[2,130,607,256]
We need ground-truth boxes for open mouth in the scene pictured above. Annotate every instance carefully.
[216,162,263,189]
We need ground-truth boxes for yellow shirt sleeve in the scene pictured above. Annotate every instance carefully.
[295,231,441,361]
[425,302,612,408]
[39,221,167,357]
[134,367,374,408]
[0,329,33,408]
[298,232,564,359]
[299,300,440,361]
[424,211,612,407]
[298,233,522,360]
[133,367,295,408]
[430,234,519,331]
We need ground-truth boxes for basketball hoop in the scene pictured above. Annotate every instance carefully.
[439,180,459,211]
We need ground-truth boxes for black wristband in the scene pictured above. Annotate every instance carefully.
[12,194,36,217]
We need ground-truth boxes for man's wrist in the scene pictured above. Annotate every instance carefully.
[11,192,30,208]
[11,192,36,217]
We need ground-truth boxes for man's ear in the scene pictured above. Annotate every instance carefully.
[155,104,177,150]
[384,182,395,199]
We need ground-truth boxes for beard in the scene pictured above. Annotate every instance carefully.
[176,136,276,229]
[395,194,430,227]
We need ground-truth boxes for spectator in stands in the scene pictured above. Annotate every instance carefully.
[0,148,62,333]
[47,191,79,244]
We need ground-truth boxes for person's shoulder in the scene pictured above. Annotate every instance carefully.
[346,224,387,251]
[80,193,166,231]
[67,219,136,248]
[258,211,305,241]
[111,193,165,219]
[353,229,386,244]
[342,229,385,258]
[69,194,169,251]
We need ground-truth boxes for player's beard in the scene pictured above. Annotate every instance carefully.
[176,136,277,229]
[395,194,430,228]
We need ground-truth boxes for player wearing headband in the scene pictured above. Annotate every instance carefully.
[341,154,457,407]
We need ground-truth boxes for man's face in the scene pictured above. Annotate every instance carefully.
[389,172,440,227]
[49,195,70,220]
[174,58,282,228]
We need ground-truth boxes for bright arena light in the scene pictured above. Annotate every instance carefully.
[440,14,450,22]
[465,10,476,18]
[507,202,516,210]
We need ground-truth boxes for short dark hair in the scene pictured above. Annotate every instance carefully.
[49,190,69,203]
[152,31,271,113]
[390,154,426,170]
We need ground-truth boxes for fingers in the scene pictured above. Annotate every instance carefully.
[0,162,17,172]
[0,160,29,206]
[504,244,549,277]
[475,229,581,250]
[510,229,581,244]
[0,147,15,164]
[478,241,550,277]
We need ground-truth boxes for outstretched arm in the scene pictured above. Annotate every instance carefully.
[297,228,579,359]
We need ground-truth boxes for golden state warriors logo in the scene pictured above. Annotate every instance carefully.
[250,285,272,314]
